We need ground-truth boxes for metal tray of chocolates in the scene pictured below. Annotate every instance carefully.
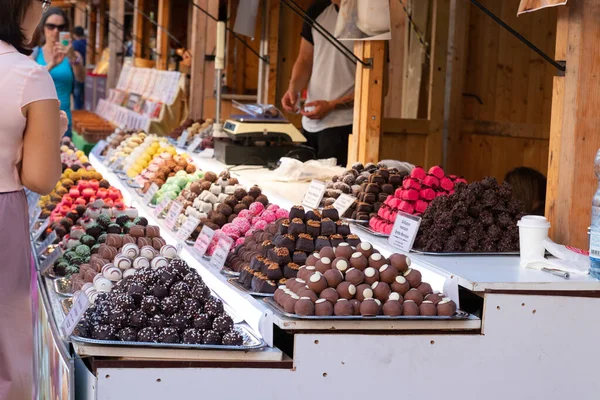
[60,297,73,315]
[53,277,74,297]
[350,222,390,238]
[227,278,274,297]
[220,267,240,277]
[263,297,471,320]
[411,249,520,256]
[70,325,265,351]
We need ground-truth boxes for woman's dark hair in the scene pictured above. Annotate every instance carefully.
[38,7,69,45]
[505,167,547,216]
[0,0,34,55]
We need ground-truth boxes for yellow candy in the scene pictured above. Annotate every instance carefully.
[76,150,84,157]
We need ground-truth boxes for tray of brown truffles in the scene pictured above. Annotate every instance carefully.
[225,205,361,295]
[71,258,266,350]
[265,243,462,319]
[412,177,526,255]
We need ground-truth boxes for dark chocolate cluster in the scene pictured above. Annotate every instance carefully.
[320,162,408,221]
[226,205,361,294]
[414,177,526,252]
[75,258,244,346]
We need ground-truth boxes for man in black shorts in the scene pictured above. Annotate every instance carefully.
[281,0,355,166]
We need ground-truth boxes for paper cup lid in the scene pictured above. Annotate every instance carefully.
[517,215,551,229]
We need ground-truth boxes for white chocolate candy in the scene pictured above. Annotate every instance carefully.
[122,243,140,259]
[217,193,229,203]
[204,192,218,204]
[123,268,136,278]
[88,290,99,304]
[160,244,178,259]
[113,255,132,270]
[151,256,169,269]
[224,186,235,195]
[103,266,123,282]
[101,263,115,274]
[94,277,113,292]
[132,257,150,269]
[389,292,401,301]
[81,282,94,292]
[125,207,138,219]
[140,245,157,260]
[209,184,222,195]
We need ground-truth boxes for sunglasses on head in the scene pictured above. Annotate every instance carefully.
[45,23,66,32]
[39,0,51,12]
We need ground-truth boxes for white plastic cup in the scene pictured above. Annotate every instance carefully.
[517,216,551,267]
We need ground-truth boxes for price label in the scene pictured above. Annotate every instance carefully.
[388,211,422,253]
[302,180,327,209]
[187,136,202,153]
[176,243,184,255]
[143,183,159,205]
[177,216,200,241]
[29,206,42,229]
[39,247,63,273]
[194,225,215,257]
[36,231,58,256]
[33,219,50,242]
[91,140,108,158]
[104,149,115,166]
[210,236,234,269]
[164,201,183,230]
[154,197,171,217]
[332,193,356,217]
[177,130,190,148]
[60,293,90,339]
[110,156,125,171]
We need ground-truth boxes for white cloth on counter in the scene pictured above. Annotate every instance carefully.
[273,157,345,182]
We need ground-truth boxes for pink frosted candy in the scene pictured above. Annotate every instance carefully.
[252,216,261,225]
[221,223,241,237]
[232,217,251,234]
[275,208,289,219]
[238,209,253,219]
[235,237,245,247]
[261,210,276,223]
[245,229,256,237]
[253,219,268,230]
[249,202,265,216]
[267,204,280,212]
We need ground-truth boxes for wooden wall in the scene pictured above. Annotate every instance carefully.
[447,0,557,181]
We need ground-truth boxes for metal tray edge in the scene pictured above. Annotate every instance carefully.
[227,278,274,297]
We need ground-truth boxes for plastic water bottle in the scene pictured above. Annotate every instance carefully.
[589,149,600,278]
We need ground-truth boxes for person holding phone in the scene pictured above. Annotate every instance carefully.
[0,0,66,398]
[33,7,85,137]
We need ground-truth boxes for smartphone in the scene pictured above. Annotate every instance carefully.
[59,32,71,47]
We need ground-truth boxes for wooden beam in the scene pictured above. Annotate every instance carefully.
[348,41,385,166]
[133,0,145,59]
[546,0,600,249]
[73,0,87,28]
[107,0,125,89]
[203,0,219,116]
[189,0,208,119]
[98,0,106,52]
[461,119,545,140]
[156,0,171,70]
[401,0,429,119]
[382,118,430,135]
[87,6,97,65]
[266,0,281,105]
[424,0,450,168]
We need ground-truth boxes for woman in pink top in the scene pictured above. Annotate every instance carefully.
[0,0,67,398]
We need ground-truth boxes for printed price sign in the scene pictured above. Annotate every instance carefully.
[36,231,57,255]
[187,136,202,153]
[39,247,63,273]
[60,293,90,339]
[32,218,50,242]
[388,211,422,253]
[332,193,356,217]
[302,180,326,209]
[29,207,42,230]
[210,236,234,269]
[154,197,171,217]
[177,130,190,148]
[91,140,108,158]
[164,201,183,230]
[143,183,159,205]
[177,216,200,241]
[193,225,215,257]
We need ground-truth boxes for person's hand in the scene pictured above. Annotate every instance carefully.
[301,100,334,120]
[59,110,69,135]
[281,89,299,113]
[49,43,67,69]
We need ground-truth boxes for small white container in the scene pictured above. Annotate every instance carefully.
[517,216,551,267]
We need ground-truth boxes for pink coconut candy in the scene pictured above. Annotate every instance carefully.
[249,202,265,216]
[275,208,289,219]
[232,217,251,234]
[238,209,253,219]
[261,210,277,223]
[253,219,268,231]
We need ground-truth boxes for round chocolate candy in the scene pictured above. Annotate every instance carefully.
[383,300,403,316]
[121,243,140,260]
[344,268,365,286]
[315,298,334,316]
[323,269,344,288]
[420,300,437,316]
[356,242,374,258]
[283,294,300,313]
[403,268,422,288]
[297,288,318,302]
[349,299,361,315]
[307,273,328,294]
[332,257,350,273]
[371,282,391,302]
[363,267,380,285]
[389,292,404,303]
[334,243,354,260]
[390,275,411,295]
[305,253,320,266]
[355,283,373,301]
[360,298,380,316]
[416,282,433,296]
[349,252,368,271]
[336,281,356,300]
[404,288,424,305]
[333,299,354,316]
[389,253,410,273]
[425,293,443,305]
[297,266,316,282]
[294,297,315,316]
[315,257,332,274]
[319,287,339,305]
[403,300,420,316]
[437,299,457,316]
[368,253,387,270]
[379,265,398,284]
[319,246,336,260]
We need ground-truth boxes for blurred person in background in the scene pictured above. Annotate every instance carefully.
[72,26,87,110]
[505,167,547,216]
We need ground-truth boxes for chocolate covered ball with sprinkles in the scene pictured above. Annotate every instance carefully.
[222,331,244,346]
[193,313,213,331]
[182,328,203,344]
[202,330,222,345]
[204,297,224,317]
[212,315,234,334]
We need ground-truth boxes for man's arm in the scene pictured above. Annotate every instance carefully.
[281,38,314,112]
[301,91,354,120]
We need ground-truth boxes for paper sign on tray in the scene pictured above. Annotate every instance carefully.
[332,193,356,217]
[164,201,183,230]
[60,293,90,339]
[302,180,326,209]
[39,247,63,273]
[194,225,215,257]
[177,130,190,148]
[154,198,171,217]
[177,216,200,241]
[36,231,58,256]
[210,236,234,269]
[388,211,422,253]
[142,183,159,205]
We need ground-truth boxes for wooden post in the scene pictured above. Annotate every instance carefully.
[266,0,280,105]
[348,41,385,166]
[424,0,450,168]
[156,0,171,70]
[133,0,145,59]
[73,0,87,28]
[545,1,600,249]
[98,0,106,53]
[189,0,208,119]
[107,0,125,89]
[87,6,97,65]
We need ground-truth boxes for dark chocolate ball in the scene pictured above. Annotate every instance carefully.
[202,330,222,345]
[158,327,180,343]
[148,314,168,329]
[420,301,437,316]
[222,331,244,346]
[334,242,354,260]
[137,327,159,342]
[333,299,354,316]
[294,297,315,316]
[403,268,422,288]
[182,328,202,344]
[349,252,368,271]
[117,327,138,342]
[389,253,409,273]
[140,295,160,315]
[315,299,334,316]
[403,300,420,316]
[193,313,213,331]
[360,298,380,316]
[204,298,224,317]
[212,315,234,334]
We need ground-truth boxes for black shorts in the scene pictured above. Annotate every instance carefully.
[303,124,352,166]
